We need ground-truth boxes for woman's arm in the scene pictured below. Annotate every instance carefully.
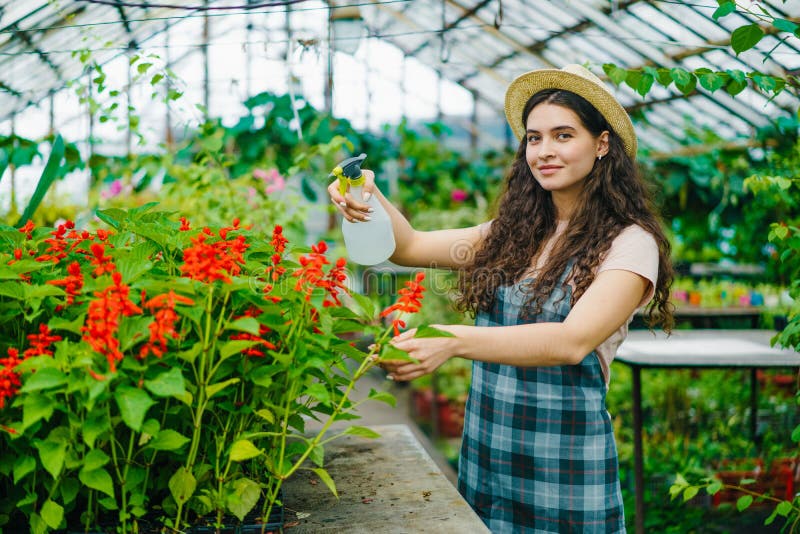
[384,269,649,381]
[328,169,488,269]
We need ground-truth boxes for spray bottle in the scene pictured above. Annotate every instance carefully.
[330,153,396,265]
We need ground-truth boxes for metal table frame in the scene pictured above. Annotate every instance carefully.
[615,330,800,534]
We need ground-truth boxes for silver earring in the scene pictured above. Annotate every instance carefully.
[597,155,602,161]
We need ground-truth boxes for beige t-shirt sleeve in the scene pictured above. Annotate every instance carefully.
[594,224,660,385]
[596,224,659,308]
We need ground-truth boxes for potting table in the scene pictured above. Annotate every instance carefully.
[615,329,800,534]
[283,423,489,533]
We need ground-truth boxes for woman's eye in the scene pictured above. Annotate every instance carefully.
[557,133,572,140]
[527,135,540,143]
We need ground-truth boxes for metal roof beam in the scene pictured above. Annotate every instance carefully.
[114,3,139,49]
[10,26,63,81]
[406,0,492,57]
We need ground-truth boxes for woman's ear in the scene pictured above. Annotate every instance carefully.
[596,131,610,158]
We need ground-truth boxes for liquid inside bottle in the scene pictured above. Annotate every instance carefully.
[342,185,395,265]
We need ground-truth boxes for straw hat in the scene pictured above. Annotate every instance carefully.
[504,64,637,159]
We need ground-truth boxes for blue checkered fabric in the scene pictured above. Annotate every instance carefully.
[458,276,625,533]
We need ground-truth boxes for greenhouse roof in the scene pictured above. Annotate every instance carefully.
[1,0,799,155]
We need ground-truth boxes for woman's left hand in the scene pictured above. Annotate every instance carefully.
[379,324,459,381]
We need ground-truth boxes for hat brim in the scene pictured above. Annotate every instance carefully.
[504,69,637,159]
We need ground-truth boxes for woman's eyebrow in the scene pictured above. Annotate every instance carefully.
[526,125,578,133]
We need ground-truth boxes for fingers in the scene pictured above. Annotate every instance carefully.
[362,169,376,201]
[326,173,375,223]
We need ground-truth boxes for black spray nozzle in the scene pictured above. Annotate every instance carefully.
[334,153,367,179]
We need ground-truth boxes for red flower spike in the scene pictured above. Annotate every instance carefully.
[81,272,142,372]
[181,230,249,284]
[89,243,116,277]
[0,348,24,409]
[380,272,426,336]
[139,290,191,360]
[179,217,191,231]
[271,225,288,254]
[47,261,84,305]
[18,220,34,239]
[23,324,62,358]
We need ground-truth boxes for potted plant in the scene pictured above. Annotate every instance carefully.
[0,206,435,533]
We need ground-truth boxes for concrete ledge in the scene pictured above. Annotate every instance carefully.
[283,424,489,533]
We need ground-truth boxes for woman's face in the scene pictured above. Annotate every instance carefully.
[524,102,608,204]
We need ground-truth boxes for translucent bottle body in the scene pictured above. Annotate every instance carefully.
[342,185,396,265]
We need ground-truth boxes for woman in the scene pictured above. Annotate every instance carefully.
[328,64,673,533]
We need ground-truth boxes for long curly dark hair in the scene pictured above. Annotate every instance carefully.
[456,89,674,331]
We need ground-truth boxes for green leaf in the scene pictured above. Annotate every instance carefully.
[206,377,240,399]
[136,62,153,74]
[226,317,261,335]
[712,1,735,20]
[79,467,115,498]
[35,440,66,479]
[792,423,800,442]
[343,426,381,439]
[39,500,63,529]
[305,383,331,404]
[147,429,190,451]
[169,467,196,505]
[773,18,799,34]
[414,325,456,338]
[15,136,64,228]
[603,63,628,86]
[83,410,109,448]
[177,341,202,364]
[13,455,36,483]
[23,393,56,429]
[351,292,375,318]
[220,340,260,359]
[706,480,722,495]
[367,388,396,407]
[49,314,85,335]
[736,494,753,511]
[312,467,338,497]
[731,24,764,55]
[310,444,325,467]
[144,367,186,398]
[683,485,699,502]
[230,439,263,462]
[777,500,793,516]
[30,513,47,534]
[654,68,672,87]
[671,69,696,95]
[227,477,261,521]
[20,367,67,393]
[115,386,155,432]
[698,71,725,92]
[379,344,418,363]
[255,408,274,423]
[83,449,110,471]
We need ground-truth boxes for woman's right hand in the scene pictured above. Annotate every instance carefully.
[327,169,376,223]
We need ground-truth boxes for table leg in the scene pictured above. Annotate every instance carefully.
[750,368,758,444]
[632,366,644,534]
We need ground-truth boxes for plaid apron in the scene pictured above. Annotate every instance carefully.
[458,273,625,533]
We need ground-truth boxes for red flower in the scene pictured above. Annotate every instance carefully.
[47,261,84,305]
[18,220,34,239]
[82,272,143,373]
[292,241,330,301]
[181,229,249,284]
[271,225,288,254]
[139,290,193,359]
[0,348,24,409]
[322,257,348,307]
[23,324,62,358]
[380,272,426,336]
[179,217,191,231]
[89,243,116,277]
